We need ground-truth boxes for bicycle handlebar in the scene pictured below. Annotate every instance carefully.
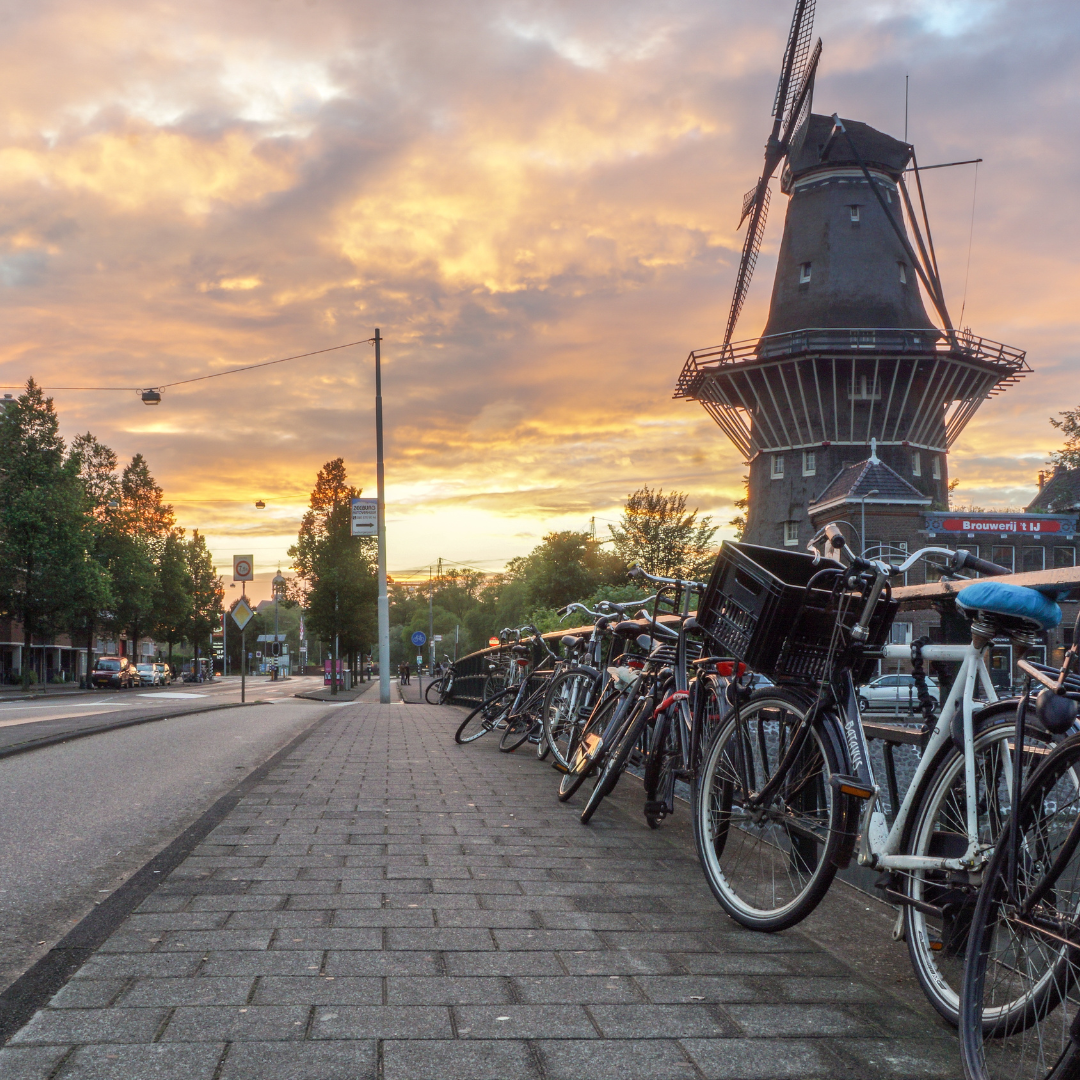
[952,549,1012,577]
[628,565,706,591]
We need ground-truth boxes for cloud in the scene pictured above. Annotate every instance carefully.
[0,0,1076,574]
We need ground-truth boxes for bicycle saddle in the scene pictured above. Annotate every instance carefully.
[955,581,1062,631]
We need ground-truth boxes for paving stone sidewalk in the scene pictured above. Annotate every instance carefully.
[0,701,960,1079]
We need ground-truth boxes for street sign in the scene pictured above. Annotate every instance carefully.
[231,597,255,630]
[256,651,262,658]
[433,635,443,642]
[351,498,378,537]
[411,630,427,647]
[233,555,254,582]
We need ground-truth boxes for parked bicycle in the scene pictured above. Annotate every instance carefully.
[424,655,457,704]
[692,525,1067,1025]
[959,606,1080,1080]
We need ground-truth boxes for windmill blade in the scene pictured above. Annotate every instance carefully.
[724,185,771,347]
[773,0,817,125]
[781,38,821,145]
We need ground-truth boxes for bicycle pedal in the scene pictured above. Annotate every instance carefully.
[644,800,668,819]
[551,760,569,774]
[830,774,874,800]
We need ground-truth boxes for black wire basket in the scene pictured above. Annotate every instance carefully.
[697,541,896,684]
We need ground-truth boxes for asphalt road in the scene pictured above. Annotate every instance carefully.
[0,697,334,992]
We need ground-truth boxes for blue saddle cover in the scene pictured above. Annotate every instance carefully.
[955,580,1062,631]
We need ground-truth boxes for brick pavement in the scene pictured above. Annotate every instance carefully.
[0,701,961,1079]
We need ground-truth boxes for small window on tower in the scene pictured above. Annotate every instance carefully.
[771,454,784,480]
[932,456,941,480]
[898,262,907,284]
[849,205,860,222]
[799,262,812,284]
[912,451,922,477]
[802,450,816,477]
[784,521,799,547]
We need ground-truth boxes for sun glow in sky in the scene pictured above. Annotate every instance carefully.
[1,0,1078,580]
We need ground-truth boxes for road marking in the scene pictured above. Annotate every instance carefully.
[138,693,207,699]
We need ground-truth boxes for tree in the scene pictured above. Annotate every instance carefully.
[505,531,625,610]
[728,476,749,541]
[186,530,223,669]
[0,381,93,687]
[609,486,719,580]
[289,459,377,674]
[69,432,120,681]
[154,528,193,665]
[1050,404,1080,471]
[99,454,174,660]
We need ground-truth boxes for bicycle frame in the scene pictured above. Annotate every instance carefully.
[848,641,1001,872]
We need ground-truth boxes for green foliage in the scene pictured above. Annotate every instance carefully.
[729,476,749,541]
[186,530,223,661]
[609,485,718,580]
[288,458,377,661]
[505,531,625,610]
[1050,404,1080,471]
[0,381,96,687]
[154,529,193,659]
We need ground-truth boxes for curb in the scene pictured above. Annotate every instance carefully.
[0,700,273,761]
[0,706,334,1046]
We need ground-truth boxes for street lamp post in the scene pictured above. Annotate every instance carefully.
[375,329,390,704]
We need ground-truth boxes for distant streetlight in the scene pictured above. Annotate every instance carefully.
[255,500,266,509]
[140,389,162,405]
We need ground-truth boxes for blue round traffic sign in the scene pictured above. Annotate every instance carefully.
[410,630,427,647]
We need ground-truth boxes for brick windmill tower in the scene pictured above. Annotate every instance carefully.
[675,0,1029,552]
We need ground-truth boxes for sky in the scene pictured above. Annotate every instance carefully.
[1,0,1078,583]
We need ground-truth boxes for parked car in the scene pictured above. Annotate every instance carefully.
[153,663,172,686]
[135,663,159,686]
[90,657,137,689]
[859,673,940,713]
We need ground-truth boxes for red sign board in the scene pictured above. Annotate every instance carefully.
[941,517,1062,534]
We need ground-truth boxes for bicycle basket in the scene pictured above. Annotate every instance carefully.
[697,541,895,683]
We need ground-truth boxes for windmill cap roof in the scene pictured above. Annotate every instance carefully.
[810,457,931,515]
[789,114,912,179]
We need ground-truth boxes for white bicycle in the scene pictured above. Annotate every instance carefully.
[693,525,1073,1024]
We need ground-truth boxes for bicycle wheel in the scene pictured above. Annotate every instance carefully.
[902,709,1059,1027]
[425,677,444,704]
[455,686,515,744]
[693,688,851,932]
[544,669,597,772]
[439,672,455,704]
[558,693,619,802]
[581,695,653,824]
[960,732,1080,1080]
[643,709,677,829]
[500,711,533,752]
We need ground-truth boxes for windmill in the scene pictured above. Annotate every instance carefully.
[675,0,1029,552]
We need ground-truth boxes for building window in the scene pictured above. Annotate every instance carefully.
[1054,546,1076,568]
[912,451,921,477]
[926,544,951,583]
[1021,547,1045,574]
[931,456,941,480]
[802,450,816,476]
[849,373,881,399]
[771,454,784,479]
[898,262,907,284]
[890,621,913,645]
[784,521,799,547]
[849,205,860,222]
[799,262,812,284]
[991,546,1015,573]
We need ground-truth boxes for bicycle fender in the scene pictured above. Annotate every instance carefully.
[572,666,601,679]
[816,716,860,870]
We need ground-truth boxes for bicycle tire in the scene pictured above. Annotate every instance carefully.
[901,705,1059,1027]
[693,687,852,932]
[544,668,597,772]
[643,709,676,829]
[499,711,533,752]
[558,693,618,802]
[959,731,1080,1080]
[455,686,516,744]
[581,696,653,824]
[425,677,444,704]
